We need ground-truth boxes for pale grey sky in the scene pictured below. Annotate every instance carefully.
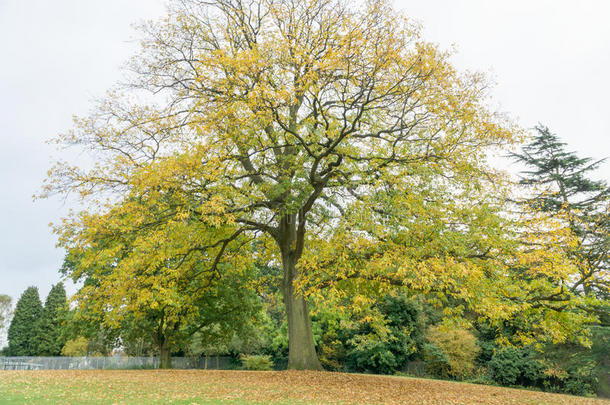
[0,0,608,309]
[0,0,166,306]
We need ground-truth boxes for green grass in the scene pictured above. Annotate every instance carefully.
[0,395,283,405]
[0,391,300,405]
[0,372,307,405]
[0,395,280,405]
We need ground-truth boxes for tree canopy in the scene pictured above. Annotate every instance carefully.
[45,0,597,369]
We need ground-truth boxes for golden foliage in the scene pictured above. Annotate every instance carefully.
[60,337,89,357]
[43,0,595,359]
[425,325,480,378]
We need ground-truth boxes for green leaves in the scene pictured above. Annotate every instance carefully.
[35,283,68,356]
[6,287,43,356]
[43,0,600,367]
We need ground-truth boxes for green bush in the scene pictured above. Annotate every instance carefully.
[344,295,423,375]
[240,354,273,370]
[539,360,597,397]
[422,342,450,377]
[483,337,601,397]
[346,338,398,375]
[534,326,608,397]
[562,371,595,397]
[488,347,542,386]
[312,306,349,371]
[402,360,427,377]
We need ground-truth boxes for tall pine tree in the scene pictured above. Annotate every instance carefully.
[35,283,68,356]
[6,287,43,356]
[512,125,609,298]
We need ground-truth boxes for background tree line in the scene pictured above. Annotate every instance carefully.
[2,284,68,357]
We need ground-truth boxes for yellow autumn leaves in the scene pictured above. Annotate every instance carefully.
[43,0,598,359]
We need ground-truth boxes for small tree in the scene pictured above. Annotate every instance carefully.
[7,287,43,356]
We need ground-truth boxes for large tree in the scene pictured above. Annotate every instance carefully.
[6,287,43,356]
[46,0,591,369]
[35,283,68,356]
[61,205,262,368]
[511,125,609,298]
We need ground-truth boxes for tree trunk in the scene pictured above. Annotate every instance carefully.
[282,276,322,370]
[159,340,172,369]
[275,212,322,370]
[280,225,322,370]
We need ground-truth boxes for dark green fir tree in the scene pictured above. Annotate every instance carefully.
[512,125,609,298]
[6,287,43,356]
[35,283,68,356]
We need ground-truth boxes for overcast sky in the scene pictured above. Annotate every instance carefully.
[0,0,609,310]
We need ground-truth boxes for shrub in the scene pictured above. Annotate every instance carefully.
[488,347,542,386]
[312,307,349,371]
[61,336,89,356]
[424,325,480,379]
[240,354,273,370]
[422,342,450,377]
[562,371,596,397]
[346,338,398,375]
[540,361,597,397]
[485,344,598,396]
[534,326,608,397]
[318,336,347,371]
[344,295,424,375]
[402,360,427,377]
[467,371,496,386]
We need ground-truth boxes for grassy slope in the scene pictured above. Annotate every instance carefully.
[0,370,607,405]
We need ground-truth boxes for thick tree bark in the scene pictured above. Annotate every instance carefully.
[159,340,172,369]
[282,274,322,370]
[278,214,322,370]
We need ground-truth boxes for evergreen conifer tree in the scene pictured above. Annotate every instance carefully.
[35,283,68,356]
[512,125,609,297]
[6,287,43,356]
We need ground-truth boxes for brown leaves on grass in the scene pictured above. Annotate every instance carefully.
[0,369,608,405]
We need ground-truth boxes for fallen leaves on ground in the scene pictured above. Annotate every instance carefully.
[0,369,607,405]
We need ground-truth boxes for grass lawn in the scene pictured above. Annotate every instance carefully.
[0,370,607,405]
